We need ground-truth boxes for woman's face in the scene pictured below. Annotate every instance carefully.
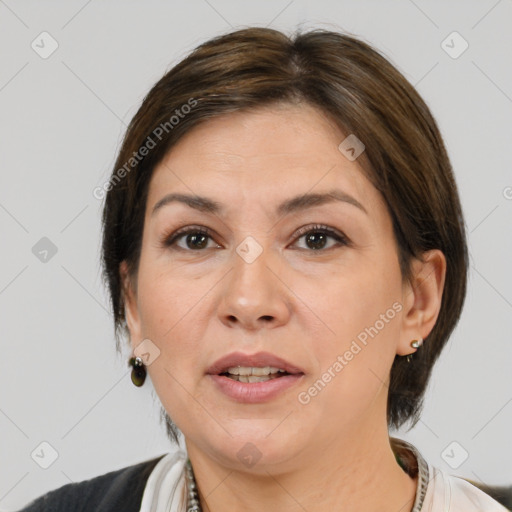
[123,103,422,470]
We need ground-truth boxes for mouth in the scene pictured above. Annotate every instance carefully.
[206,351,305,403]
[207,351,305,378]
[219,366,290,383]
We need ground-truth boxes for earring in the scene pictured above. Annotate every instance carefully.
[406,338,423,363]
[410,338,423,349]
[129,356,146,386]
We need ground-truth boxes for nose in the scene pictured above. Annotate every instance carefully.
[217,243,292,330]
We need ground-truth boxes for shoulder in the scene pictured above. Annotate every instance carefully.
[390,438,510,511]
[16,454,166,512]
[426,466,510,511]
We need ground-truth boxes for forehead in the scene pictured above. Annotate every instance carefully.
[146,103,381,216]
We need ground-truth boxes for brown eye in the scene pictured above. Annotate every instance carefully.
[162,226,220,251]
[304,232,329,250]
[293,224,349,251]
[183,232,209,249]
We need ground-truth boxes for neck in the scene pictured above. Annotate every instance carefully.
[185,419,417,512]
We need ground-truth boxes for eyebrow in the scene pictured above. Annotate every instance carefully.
[151,189,367,218]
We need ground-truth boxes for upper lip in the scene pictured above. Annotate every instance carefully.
[207,351,305,375]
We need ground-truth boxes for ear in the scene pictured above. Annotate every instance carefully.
[119,260,142,352]
[397,249,446,356]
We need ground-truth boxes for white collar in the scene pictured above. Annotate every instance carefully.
[139,449,188,512]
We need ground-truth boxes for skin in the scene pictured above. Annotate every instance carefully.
[121,102,446,512]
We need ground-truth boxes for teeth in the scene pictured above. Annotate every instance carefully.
[229,374,282,383]
[226,366,285,376]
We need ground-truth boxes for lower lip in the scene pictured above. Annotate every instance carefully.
[208,374,304,403]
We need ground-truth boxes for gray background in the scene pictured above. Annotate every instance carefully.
[1,0,511,510]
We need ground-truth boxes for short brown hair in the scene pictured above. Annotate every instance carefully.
[101,26,468,441]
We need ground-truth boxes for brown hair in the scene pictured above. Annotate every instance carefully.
[101,26,468,442]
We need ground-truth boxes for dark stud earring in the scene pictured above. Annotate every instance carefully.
[129,356,146,387]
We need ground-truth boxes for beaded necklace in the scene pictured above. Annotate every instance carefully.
[185,459,201,512]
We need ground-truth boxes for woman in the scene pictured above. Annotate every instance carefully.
[18,26,509,511]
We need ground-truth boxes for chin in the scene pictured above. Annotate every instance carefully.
[203,423,305,472]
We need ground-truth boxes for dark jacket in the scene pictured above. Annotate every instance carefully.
[16,455,165,512]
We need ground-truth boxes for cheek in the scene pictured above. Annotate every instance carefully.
[135,268,210,379]
[135,271,210,427]
[307,258,401,337]
[138,263,203,331]
[297,283,402,431]
[302,257,403,387]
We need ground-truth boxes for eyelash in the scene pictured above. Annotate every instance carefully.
[160,224,350,252]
